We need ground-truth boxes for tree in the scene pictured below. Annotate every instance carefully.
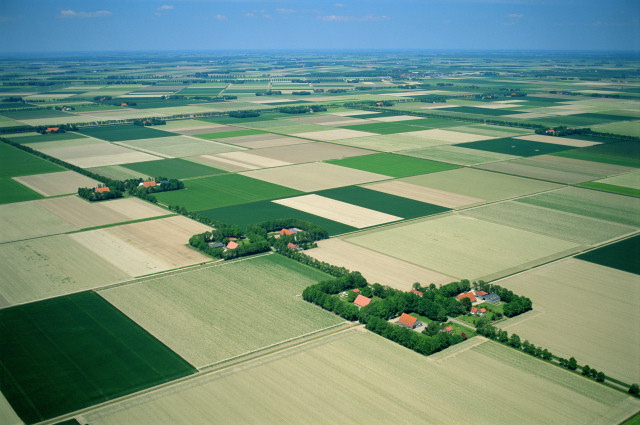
[508,333,521,349]
[629,383,640,397]
[582,365,591,376]
[596,372,605,383]
[567,357,578,371]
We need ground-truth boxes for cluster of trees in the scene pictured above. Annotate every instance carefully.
[229,110,260,118]
[133,118,165,126]
[473,281,532,317]
[77,186,123,201]
[277,247,350,277]
[413,95,447,103]
[278,105,327,114]
[36,124,77,134]
[255,91,282,96]
[292,91,312,95]
[2,96,24,102]
[189,227,270,260]
[247,218,328,242]
[327,89,348,93]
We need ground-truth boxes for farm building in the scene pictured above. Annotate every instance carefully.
[353,288,360,293]
[410,289,424,297]
[139,180,157,188]
[456,292,477,303]
[443,326,454,334]
[354,294,372,308]
[476,291,488,297]
[478,293,501,304]
[226,241,239,250]
[45,127,59,133]
[396,313,421,329]
[208,242,224,249]
[280,228,295,236]
[287,243,301,251]
[470,307,487,316]
[95,186,110,193]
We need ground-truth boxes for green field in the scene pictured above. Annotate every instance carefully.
[100,254,344,368]
[552,142,640,168]
[575,235,640,275]
[578,181,640,197]
[195,129,267,139]
[6,132,87,144]
[592,120,640,137]
[0,178,44,204]
[402,145,518,165]
[455,137,575,157]
[121,158,225,179]
[0,291,196,424]
[341,122,427,134]
[443,106,526,116]
[78,124,173,142]
[0,108,75,120]
[0,142,65,177]
[314,186,450,219]
[326,153,459,177]
[154,174,302,211]
[198,200,357,235]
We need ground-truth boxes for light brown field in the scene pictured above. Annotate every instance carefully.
[13,171,101,196]
[36,141,161,167]
[240,162,390,191]
[362,180,484,208]
[117,135,242,158]
[184,155,255,172]
[0,201,75,243]
[273,194,402,228]
[214,134,312,149]
[70,216,210,277]
[209,151,292,170]
[497,258,640,383]
[293,128,377,140]
[246,142,374,164]
[306,238,456,289]
[409,128,497,143]
[0,234,130,306]
[369,115,423,122]
[84,330,640,425]
[515,134,601,147]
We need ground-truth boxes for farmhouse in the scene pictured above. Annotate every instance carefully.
[139,180,157,188]
[443,325,454,334]
[396,313,421,329]
[226,241,239,250]
[287,242,302,251]
[478,293,501,304]
[456,292,477,303]
[476,291,488,297]
[410,289,424,297]
[354,294,372,308]
[95,186,110,193]
[45,127,59,133]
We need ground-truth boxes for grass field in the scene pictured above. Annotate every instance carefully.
[84,330,640,425]
[498,258,640,383]
[0,142,65,178]
[240,141,373,164]
[517,186,640,227]
[578,181,640,197]
[592,120,640,137]
[5,132,88,144]
[100,254,344,368]
[78,124,173,142]
[0,108,74,120]
[589,170,640,190]
[325,153,459,177]
[121,158,225,179]
[340,121,428,134]
[575,235,640,275]
[154,174,302,211]
[0,178,44,204]
[402,145,519,165]
[0,291,196,424]
[455,137,575,157]
[329,133,450,152]
[552,142,640,168]
[344,214,580,281]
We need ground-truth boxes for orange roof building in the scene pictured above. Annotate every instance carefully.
[476,290,488,296]
[280,228,294,236]
[352,288,360,293]
[140,180,157,188]
[353,294,372,307]
[457,292,477,303]
[480,308,487,315]
[471,307,478,315]
[396,313,420,329]
[287,243,298,249]
[226,241,239,250]
[95,186,110,193]
[45,127,59,133]
[410,288,424,297]
[444,325,454,333]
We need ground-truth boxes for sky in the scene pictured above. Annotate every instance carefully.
[0,0,638,53]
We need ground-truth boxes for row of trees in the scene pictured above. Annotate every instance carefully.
[36,124,78,134]
[77,187,123,201]
[133,118,165,126]
[278,105,327,114]
[229,110,260,118]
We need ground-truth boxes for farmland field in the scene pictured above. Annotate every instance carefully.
[362,180,484,208]
[120,158,225,179]
[497,258,640,383]
[326,153,459,177]
[552,142,640,168]
[5,131,88,144]
[0,142,65,177]
[34,141,161,168]
[575,235,640,275]
[154,174,302,211]
[329,133,452,151]
[117,135,242,158]
[455,137,575,157]
[402,145,519,165]
[214,133,312,149]
[0,178,44,204]
[78,124,173,142]
[0,291,196,424]
[99,254,344,368]
[344,214,580,281]
[0,201,75,243]
[83,330,640,425]
[589,169,640,190]
[592,120,640,137]
[242,141,373,164]
[12,170,101,196]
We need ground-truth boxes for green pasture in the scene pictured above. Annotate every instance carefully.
[197,200,356,235]
[592,120,640,138]
[0,108,75,120]
[198,112,290,125]
[455,137,575,157]
[0,178,44,204]
[442,106,526,116]
[341,122,427,135]
[0,291,196,424]
[121,158,226,179]
[0,142,65,178]
[578,181,640,197]
[576,235,640,275]
[314,186,451,219]
[154,174,301,211]
[552,142,640,168]
[402,145,518,165]
[6,132,87,144]
[326,153,459,177]
[78,124,174,142]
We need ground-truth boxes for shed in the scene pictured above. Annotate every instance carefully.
[410,289,424,297]
[481,293,501,304]
[208,242,224,249]
[354,294,372,307]
[280,228,294,236]
[396,313,421,329]
[287,243,298,250]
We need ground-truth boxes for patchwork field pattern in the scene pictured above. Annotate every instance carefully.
[0,178,43,204]
[78,124,173,142]
[552,142,640,168]
[0,291,196,424]
[455,137,575,157]
[35,141,161,167]
[121,158,225,179]
[100,255,344,368]
[498,259,640,383]
[402,145,519,165]
[84,330,639,425]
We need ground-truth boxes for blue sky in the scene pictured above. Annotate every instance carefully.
[0,0,638,53]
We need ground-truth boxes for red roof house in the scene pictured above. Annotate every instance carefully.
[120,102,128,107]
[470,307,478,315]
[457,292,477,303]
[396,313,420,329]
[444,325,454,334]
[280,228,294,236]
[352,288,360,293]
[354,294,372,307]
[45,127,59,133]
[479,308,487,316]
[95,186,110,193]
[476,290,488,296]
[139,180,157,188]
[287,243,298,250]
[410,289,424,297]
[226,241,239,250]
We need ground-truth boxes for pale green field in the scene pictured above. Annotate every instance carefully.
[592,120,640,137]
[329,133,449,152]
[159,119,219,130]
[344,214,579,281]
[0,200,74,243]
[23,136,102,151]
[448,124,534,137]
[99,254,343,368]
[400,168,561,203]
[517,186,640,227]
[0,116,24,128]
[594,170,640,190]
[0,234,129,306]
[498,259,640,383]
[401,145,519,165]
[0,392,21,425]
[246,123,330,135]
[84,330,640,425]
[116,135,243,158]
[87,164,149,180]
[462,201,636,245]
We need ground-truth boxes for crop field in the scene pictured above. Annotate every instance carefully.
[447,124,533,138]
[455,137,575,157]
[158,119,220,131]
[402,145,519,165]
[0,201,75,243]
[344,214,580,281]
[12,170,101,196]
[313,185,451,218]
[273,194,402,228]
[589,169,640,189]
[552,141,640,168]
[214,134,312,149]
[575,235,640,275]
[515,134,601,147]
[0,178,43,204]
[116,135,242,158]
[461,201,636,245]
[70,216,210,277]
[328,133,448,151]
[99,254,344,368]
[592,120,640,137]
[361,180,484,208]
[86,165,149,180]
[326,153,459,177]
[5,131,88,144]
[36,141,161,168]
[579,181,640,197]
[120,158,225,179]
[340,121,429,134]
[83,330,639,425]
[399,167,560,203]
[497,258,640,383]
[306,238,456,289]
[0,291,196,424]
[200,151,292,170]
[476,155,634,184]
[154,174,302,211]
[195,129,266,139]
[407,128,497,144]
[0,235,130,306]
[78,124,173,142]
[244,142,374,164]
[19,136,105,151]
[240,162,390,192]
[516,186,640,227]
[292,128,378,141]
[0,108,74,120]
[0,142,65,178]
